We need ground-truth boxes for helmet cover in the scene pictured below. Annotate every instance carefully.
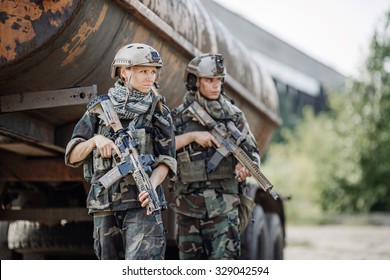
[111,43,163,79]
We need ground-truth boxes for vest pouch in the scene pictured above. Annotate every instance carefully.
[207,157,235,181]
[238,193,255,234]
[178,160,207,183]
[93,124,114,173]
[218,178,239,194]
[93,148,113,173]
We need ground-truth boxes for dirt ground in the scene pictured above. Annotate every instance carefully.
[284,224,390,260]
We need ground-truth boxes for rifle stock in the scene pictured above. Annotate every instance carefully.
[87,95,163,224]
[185,101,278,200]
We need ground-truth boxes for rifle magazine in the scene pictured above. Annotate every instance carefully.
[99,166,122,188]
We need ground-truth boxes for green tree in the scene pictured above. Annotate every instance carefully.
[358,11,390,211]
[263,10,390,218]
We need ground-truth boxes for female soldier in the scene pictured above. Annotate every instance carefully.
[172,53,259,259]
[65,43,176,260]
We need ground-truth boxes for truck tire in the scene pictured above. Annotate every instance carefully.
[0,221,13,259]
[247,205,270,259]
[266,213,284,260]
[7,220,94,259]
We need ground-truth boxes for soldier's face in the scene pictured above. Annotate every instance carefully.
[121,66,157,93]
[199,77,222,100]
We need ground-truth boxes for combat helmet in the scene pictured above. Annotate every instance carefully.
[111,43,163,79]
[185,53,226,91]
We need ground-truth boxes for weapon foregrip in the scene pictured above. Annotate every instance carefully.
[233,147,278,199]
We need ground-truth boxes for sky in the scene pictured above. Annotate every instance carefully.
[213,0,390,78]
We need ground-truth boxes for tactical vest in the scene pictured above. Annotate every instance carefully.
[175,117,238,195]
[83,117,154,183]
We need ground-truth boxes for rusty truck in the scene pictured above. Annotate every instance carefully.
[0,0,285,260]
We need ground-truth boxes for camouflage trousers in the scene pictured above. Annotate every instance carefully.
[176,207,240,259]
[92,208,166,260]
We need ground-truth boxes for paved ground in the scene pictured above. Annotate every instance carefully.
[284,225,390,260]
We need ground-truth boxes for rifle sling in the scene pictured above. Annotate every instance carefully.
[206,150,226,173]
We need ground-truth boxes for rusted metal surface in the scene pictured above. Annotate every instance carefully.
[0,0,83,66]
[0,116,59,151]
[137,0,279,112]
[115,0,281,140]
[0,150,83,182]
[0,0,280,152]
[0,85,97,113]
[0,0,283,188]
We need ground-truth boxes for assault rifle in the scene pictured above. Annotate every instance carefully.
[184,101,278,200]
[87,95,163,224]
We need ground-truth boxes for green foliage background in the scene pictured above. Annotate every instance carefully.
[262,10,390,223]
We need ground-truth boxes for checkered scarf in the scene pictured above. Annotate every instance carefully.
[108,80,153,120]
[183,90,237,120]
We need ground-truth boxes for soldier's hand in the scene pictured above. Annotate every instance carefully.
[235,162,251,182]
[138,191,151,208]
[94,135,121,158]
[194,131,220,148]
[138,191,152,215]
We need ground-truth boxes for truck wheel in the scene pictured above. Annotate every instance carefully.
[266,213,284,260]
[247,205,270,259]
[7,220,94,259]
[0,221,13,259]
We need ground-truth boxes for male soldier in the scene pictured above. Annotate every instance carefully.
[65,43,176,260]
[172,53,260,259]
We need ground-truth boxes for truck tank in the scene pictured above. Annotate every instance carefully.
[0,0,285,260]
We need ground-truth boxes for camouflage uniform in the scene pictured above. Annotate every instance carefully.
[172,91,259,260]
[65,83,176,260]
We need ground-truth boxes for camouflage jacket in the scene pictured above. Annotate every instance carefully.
[172,95,259,219]
[65,99,176,213]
